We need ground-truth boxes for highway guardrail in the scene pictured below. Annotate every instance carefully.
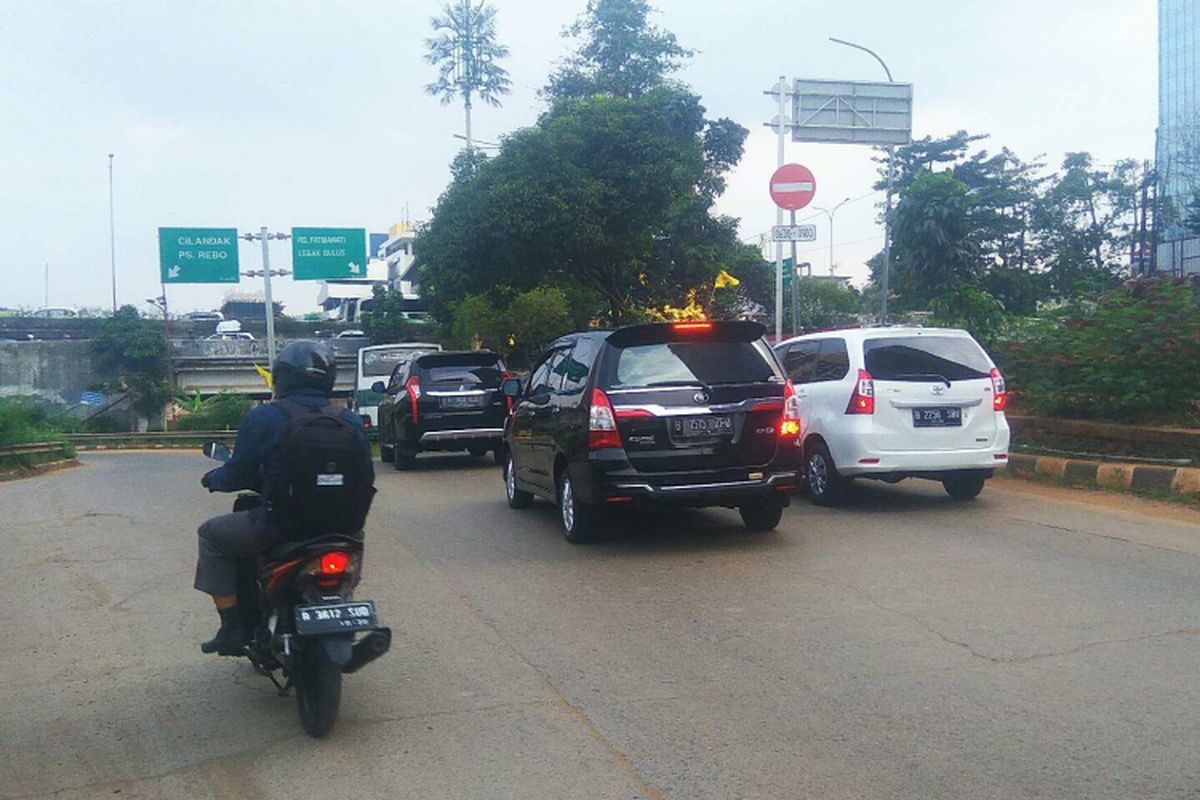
[66,431,237,450]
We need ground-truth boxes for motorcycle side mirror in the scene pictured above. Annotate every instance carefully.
[502,377,522,398]
[371,381,387,394]
[203,442,232,462]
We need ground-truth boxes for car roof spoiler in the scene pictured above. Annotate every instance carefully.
[605,321,767,348]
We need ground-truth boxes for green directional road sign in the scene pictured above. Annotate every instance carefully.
[158,228,240,284]
[291,227,368,281]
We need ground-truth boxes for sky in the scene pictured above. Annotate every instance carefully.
[0,0,1157,317]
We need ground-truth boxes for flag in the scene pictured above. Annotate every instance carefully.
[253,363,273,389]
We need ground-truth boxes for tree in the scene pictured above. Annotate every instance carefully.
[545,0,691,101]
[424,0,511,151]
[89,305,170,424]
[1184,189,1200,236]
[507,286,572,360]
[889,170,978,307]
[793,279,860,331]
[361,285,412,343]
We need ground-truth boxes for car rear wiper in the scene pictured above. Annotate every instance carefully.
[891,372,952,387]
[638,380,706,388]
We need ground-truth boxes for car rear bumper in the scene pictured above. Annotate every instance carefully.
[827,417,1010,477]
[576,453,798,506]
[419,427,504,444]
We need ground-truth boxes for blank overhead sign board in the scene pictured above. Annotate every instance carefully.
[791,79,913,146]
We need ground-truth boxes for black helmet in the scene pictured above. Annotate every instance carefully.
[272,340,337,397]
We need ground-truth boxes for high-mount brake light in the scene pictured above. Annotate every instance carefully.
[846,369,875,415]
[990,368,1008,411]
[406,375,421,422]
[780,381,802,438]
[672,321,713,333]
[589,388,623,450]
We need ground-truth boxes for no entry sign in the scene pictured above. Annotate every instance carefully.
[769,163,817,211]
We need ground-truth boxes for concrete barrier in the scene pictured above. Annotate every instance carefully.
[1008,452,1200,498]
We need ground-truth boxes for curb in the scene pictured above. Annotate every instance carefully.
[1008,453,1200,497]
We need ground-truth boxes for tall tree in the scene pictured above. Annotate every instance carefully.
[546,0,692,100]
[424,1,511,151]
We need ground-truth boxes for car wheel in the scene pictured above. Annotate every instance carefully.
[504,453,533,509]
[394,445,417,471]
[806,441,846,507]
[492,446,504,466]
[467,443,489,458]
[739,501,784,531]
[559,470,597,544]
[379,437,395,464]
[943,472,987,500]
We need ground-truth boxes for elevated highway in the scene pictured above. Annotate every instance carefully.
[170,339,364,399]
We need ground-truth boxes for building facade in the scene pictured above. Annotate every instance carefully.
[1157,0,1199,233]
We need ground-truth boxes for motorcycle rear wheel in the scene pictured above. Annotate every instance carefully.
[294,645,343,737]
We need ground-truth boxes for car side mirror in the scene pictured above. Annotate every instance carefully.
[502,377,522,398]
[203,442,231,462]
[371,381,386,394]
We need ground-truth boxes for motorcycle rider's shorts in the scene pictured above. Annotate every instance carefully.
[194,511,285,597]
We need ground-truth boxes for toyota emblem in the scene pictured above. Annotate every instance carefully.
[693,391,709,405]
[930,384,946,396]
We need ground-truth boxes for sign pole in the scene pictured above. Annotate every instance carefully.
[882,145,894,322]
[259,226,278,364]
[790,209,800,336]
[775,76,786,342]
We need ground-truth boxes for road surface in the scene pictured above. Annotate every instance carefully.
[3,452,1199,799]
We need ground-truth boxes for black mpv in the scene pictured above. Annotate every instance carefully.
[501,321,802,542]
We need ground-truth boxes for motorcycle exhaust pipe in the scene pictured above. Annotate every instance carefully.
[343,627,392,674]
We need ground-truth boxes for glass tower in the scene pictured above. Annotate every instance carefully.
[1157,0,1200,234]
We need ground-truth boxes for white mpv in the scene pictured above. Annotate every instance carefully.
[774,326,1010,504]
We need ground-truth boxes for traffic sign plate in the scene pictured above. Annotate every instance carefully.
[291,228,368,281]
[769,164,817,211]
[158,228,239,284]
[771,224,817,242]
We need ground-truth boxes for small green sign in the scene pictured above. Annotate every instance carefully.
[291,227,368,281]
[158,228,240,284]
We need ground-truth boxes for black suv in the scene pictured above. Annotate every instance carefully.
[374,350,509,469]
[500,321,802,542]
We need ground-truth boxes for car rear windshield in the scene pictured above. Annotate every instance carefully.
[864,336,992,382]
[605,341,776,388]
[418,355,503,387]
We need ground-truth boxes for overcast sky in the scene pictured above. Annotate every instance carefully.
[0,0,1156,316]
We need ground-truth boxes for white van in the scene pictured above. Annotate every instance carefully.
[774,326,1010,504]
[354,342,443,436]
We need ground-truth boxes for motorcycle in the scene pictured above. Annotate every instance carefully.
[202,441,391,737]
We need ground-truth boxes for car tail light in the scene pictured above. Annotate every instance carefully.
[990,368,1007,411]
[361,415,372,431]
[406,375,421,422]
[780,382,801,438]
[589,388,623,450]
[501,371,513,412]
[846,369,875,415]
[672,321,713,333]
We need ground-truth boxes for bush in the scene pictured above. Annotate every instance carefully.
[994,280,1200,423]
[0,397,74,447]
[175,392,254,431]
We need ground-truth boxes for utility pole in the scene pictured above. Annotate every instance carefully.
[44,263,49,308]
[108,153,117,313]
[1139,160,1151,276]
[829,38,897,322]
[239,229,292,364]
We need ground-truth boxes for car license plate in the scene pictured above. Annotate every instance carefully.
[671,415,734,439]
[912,407,962,428]
[294,601,378,636]
[441,395,485,410]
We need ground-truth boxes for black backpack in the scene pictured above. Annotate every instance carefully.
[271,399,375,540]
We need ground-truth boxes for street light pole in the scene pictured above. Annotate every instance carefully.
[239,230,291,364]
[813,197,852,275]
[829,37,896,322]
[108,153,117,313]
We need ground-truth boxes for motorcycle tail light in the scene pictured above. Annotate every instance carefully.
[301,550,360,589]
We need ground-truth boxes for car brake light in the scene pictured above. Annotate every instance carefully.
[846,369,875,415]
[589,388,623,450]
[406,375,421,422]
[672,321,713,333]
[780,381,801,438]
[361,415,371,430]
[990,368,1007,411]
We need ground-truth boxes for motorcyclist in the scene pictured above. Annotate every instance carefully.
[195,339,374,655]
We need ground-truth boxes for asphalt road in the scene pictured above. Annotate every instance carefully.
[3,452,1200,800]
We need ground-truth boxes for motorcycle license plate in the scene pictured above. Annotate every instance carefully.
[294,601,378,636]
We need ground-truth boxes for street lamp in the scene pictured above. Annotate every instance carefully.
[812,197,852,275]
[829,37,896,322]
